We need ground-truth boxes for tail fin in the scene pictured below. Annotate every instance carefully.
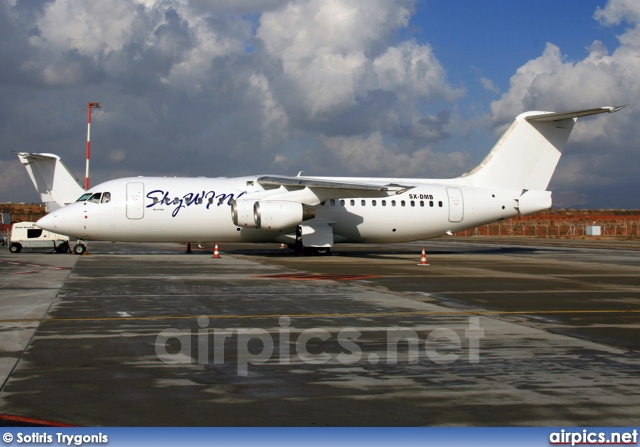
[460,106,625,191]
[16,152,85,212]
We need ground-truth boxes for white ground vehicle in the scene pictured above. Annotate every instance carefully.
[8,222,70,254]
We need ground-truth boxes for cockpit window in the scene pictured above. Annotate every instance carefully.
[88,193,102,203]
[77,192,112,203]
[76,193,92,202]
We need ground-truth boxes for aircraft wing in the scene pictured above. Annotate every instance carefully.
[247,175,416,205]
[257,175,414,197]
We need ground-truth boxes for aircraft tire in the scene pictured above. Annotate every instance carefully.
[299,247,331,256]
[73,243,86,255]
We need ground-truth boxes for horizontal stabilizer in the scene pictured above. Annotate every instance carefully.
[524,105,626,122]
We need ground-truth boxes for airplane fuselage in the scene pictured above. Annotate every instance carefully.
[41,176,521,245]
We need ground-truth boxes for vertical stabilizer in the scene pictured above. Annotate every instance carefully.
[460,106,625,191]
[16,152,85,212]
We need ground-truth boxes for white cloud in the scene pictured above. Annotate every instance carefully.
[322,132,468,178]
[594,0,640,27]
[479,77,500,94]
[372,41,461,100]
[32,1,142,57]
[256,0,459,118]
[249,73,290,144]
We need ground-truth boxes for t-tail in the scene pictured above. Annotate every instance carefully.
[457,106,626,214]
[16,152,86,212]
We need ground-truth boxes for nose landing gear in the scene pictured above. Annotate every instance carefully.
[73,242,87,255]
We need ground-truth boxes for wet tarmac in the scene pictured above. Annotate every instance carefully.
[0,238,639,426]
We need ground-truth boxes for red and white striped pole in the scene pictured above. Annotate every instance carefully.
[85,102,101,190]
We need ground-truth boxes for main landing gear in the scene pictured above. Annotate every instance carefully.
[292,237,331,256]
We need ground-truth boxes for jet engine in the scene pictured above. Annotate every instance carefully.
[231,199,258,228]
[231,200,315,230]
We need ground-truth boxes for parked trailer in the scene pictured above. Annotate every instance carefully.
[8,222,70,254]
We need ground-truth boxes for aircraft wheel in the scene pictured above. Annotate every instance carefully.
[73,243,86,255]
[300,247,331,256]
[9,243,22,254]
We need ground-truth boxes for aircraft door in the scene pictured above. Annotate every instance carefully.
[446,187,464,222]
[126,182,145,219]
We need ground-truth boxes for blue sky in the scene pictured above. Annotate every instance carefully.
[417,2,624,92]
[0,0,638,208]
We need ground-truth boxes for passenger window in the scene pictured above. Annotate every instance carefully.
[361,200,366,206]
[350,200,355,206]
[320,201,325,206]
[382,200,386,206]
[101,192,111,203]
[197,198,203,205]
[173,198,179,205]
[401,200,406,207]
[152,197,159,205]
[410,200,415,207]
[208,198,214,205]
[429,201,434,207]
[391,200,396,207]
[438,201,443,207]
[420,201,424,207]
[340,200,345,206]
[88,193,102,203]
[372,200,377,206]
[330,199,336,206]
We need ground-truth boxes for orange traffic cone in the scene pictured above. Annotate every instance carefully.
[417,247,429,266]
[212,243,221,259]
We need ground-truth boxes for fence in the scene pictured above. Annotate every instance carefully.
[454,221,640,238]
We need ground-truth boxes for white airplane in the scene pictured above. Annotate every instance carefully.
[24,106,624,255]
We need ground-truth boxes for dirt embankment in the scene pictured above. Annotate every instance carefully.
[1,203,47,234]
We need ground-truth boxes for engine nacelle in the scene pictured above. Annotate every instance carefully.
[255,200,314,230]
[231,199,258,228]
[231,200,316,230]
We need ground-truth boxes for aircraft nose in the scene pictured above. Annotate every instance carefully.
[37,212,58,232]
[37,204,85,238]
